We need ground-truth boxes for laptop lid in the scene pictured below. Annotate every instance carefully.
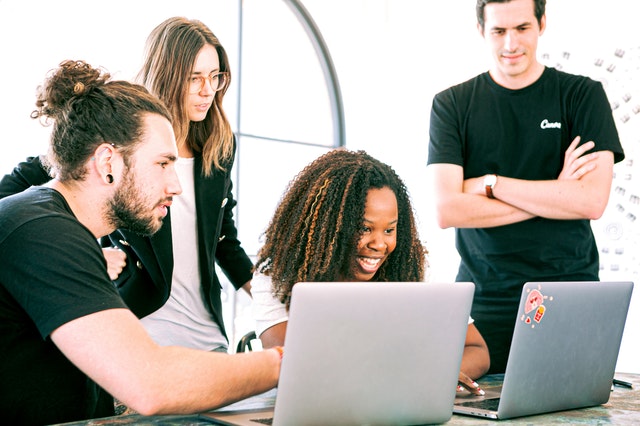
[204,281,474,426]
[454,280,634,420]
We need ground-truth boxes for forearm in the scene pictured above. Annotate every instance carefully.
[259,322,287,349]
[435,192,534,229]
[460,344,490,380]
[466,151,614,221]
[126,347,281,415]
[53,309,280,416]
[430,163,534,229]
[0,155,51,199]
[491,175,611,220]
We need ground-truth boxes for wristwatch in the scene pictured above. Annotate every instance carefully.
[484,174,497,199]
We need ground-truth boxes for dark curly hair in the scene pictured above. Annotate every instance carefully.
[31,59,171,182]
[255,149,426,308]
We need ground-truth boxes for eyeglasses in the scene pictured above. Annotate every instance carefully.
[188,72,229,94]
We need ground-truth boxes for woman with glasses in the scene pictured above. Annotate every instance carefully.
[0,17,253,354]
[134,16,253,353]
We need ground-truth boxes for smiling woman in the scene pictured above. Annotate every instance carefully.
[251,148,427,348]
[250,148,490,385]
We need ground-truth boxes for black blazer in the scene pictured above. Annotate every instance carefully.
[0,152,253,338]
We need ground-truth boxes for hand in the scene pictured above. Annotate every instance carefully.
[558,136,599,180]
[457,371,485,396]
[103,247,127,280]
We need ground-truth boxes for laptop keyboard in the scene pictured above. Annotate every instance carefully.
[457,397,501,411]
[250,418,274,425]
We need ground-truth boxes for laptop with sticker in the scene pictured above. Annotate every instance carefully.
[202,281,475,426]
[453,280,634,420]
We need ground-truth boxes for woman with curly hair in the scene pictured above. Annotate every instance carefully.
[252,149,490,391]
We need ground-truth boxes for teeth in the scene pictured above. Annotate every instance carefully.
[360,257,381,266]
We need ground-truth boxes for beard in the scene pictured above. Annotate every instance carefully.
[106,168,165,236]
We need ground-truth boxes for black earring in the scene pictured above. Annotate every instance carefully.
[106,174,114,184]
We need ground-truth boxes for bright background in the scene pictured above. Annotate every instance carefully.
[1,0,638,371]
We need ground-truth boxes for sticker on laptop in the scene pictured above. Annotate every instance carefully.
[520,285,554,328]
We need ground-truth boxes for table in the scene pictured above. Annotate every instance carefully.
[56,373,640,425]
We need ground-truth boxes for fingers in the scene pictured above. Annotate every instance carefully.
[559,137,599,180]
[102,247,127,281]
[458,371,485,396]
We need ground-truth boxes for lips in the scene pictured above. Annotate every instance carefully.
[195,102,211,112]
[501,52,524,63]
[157,199,173,217]
[356,256,384,274]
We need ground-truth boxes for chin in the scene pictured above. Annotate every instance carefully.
[353,272,377,282]
[189,112,208,122]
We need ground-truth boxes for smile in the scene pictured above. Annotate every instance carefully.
[357,256,384,273]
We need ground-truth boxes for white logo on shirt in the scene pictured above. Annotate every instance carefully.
[540,119,561,129]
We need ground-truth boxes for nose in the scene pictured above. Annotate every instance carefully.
[365,232,387,252]
[167,168,183,196]
[504,30,518,52]
[200,76,216,95]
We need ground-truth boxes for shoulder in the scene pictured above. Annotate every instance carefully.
[0,188,79,243]
[435,73,487,97]
[432,72,489,109]
[545,67,605,93]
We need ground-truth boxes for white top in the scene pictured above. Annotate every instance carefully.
[141,157,227,351]
[251,270,288,337]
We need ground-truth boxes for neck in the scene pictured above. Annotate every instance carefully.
[47,179,113,238]
[490,61,545,90]
[177,139,194,158]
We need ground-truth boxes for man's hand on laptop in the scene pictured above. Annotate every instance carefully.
[457,372,485,396]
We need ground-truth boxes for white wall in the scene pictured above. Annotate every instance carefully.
[1,0,638,371]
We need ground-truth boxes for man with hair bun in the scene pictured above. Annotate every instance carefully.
[0,60,280,426]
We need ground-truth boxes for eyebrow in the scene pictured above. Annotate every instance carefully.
[363,218,398,224]
[491,21,532,31]
[191,68,221,76]
[159,153,178,162]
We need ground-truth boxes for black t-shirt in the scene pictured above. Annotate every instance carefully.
[0,187,127,425]
[428,67,625,304]
[428,67,626,373]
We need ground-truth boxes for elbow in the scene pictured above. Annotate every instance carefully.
[122,391,180,417]
[588,210,604,221]
[120,388,188,416]
[584,198,610,221]
[126,397,165,417]
[434,210,455,229]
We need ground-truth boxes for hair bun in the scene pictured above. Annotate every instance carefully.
[73,81,85,95]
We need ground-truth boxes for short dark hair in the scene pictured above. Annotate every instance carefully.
[476,0,546,29]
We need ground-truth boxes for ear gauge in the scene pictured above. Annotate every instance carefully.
[106,174,114,184]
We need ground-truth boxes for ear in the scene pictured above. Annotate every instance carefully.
[538,14,546,36]
[92,143,116,183]
[477,22,485,38]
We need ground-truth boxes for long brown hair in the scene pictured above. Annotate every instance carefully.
[137,16,233,175]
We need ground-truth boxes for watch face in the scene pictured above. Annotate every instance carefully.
[485,174,497,186]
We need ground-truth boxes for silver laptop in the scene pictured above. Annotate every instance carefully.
[202,281,475,426]
[453,280,634,420]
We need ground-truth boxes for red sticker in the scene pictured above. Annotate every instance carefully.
[533,305,545,323]
[524,289,544,314]
[521,286,552,327]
